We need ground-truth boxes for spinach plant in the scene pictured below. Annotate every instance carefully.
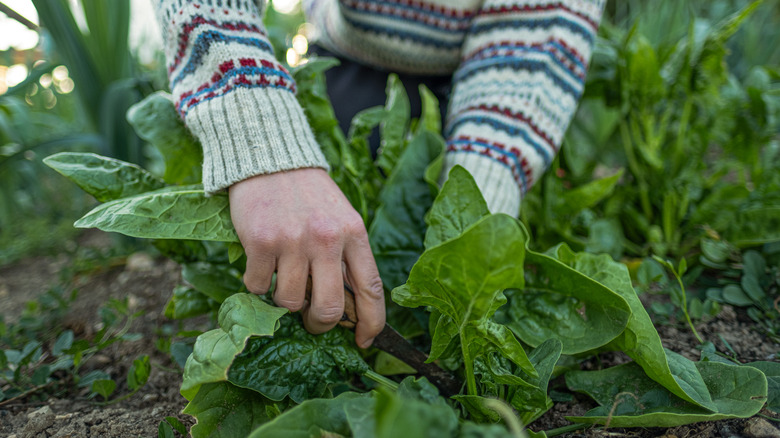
[45,56,777,437]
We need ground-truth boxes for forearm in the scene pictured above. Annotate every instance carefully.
[443,0,605,215]
[153,0,328,193]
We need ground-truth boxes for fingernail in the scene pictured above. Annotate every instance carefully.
[361,337,375,349]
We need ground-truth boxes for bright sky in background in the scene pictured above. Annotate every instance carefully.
[0,0,302,58]
[0,0,39,51]
[0,0,164,58]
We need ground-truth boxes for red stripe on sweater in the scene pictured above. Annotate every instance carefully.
[463,38,586,67]
[349,0,475,19]
[448,137,534,189]
[455,105,558,152]
[169,12,265,74]
[479,2,599,31]
[342,0,472,30]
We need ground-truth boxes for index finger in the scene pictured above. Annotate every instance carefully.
[343,234,385,348]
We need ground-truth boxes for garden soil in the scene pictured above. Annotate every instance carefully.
[0,232,778,438]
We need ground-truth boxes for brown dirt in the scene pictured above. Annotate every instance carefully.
[1,232,779,437]
[0,231,196,438]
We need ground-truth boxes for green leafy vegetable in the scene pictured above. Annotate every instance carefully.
[369,129,445,289]
[181,262,244,303]
[44,152,165,202]
[567,361,767,427]
[424,166,490,249]
[181,294,288,400]
[393,214,535,395]
[227,314,369,403]
[75,185,238,242]
[497,246,631,354]
[183,381,279,438]
[126,91,203,185]
[248,391,365,438]
[375,74,411,174]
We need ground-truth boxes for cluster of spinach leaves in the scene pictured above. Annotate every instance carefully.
[523,1,780,262]
[44,47,780,435]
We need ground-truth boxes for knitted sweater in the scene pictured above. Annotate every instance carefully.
[153,0,604,216]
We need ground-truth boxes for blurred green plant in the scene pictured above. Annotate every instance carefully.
[0,287,149,405]
[0,0,166,263]
[30,0,151,164]
[523,0,780,261]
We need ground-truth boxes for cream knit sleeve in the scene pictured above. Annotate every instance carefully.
[152,0,328,193]
[442,0,605,216]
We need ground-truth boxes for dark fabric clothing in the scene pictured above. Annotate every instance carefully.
[311,46,452,155]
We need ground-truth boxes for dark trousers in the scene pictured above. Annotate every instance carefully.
[312,46,452,155]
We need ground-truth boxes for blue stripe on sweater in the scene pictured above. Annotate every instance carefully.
[179,65,293,112]
[454,58,582,98]
[341,0,473,24]
[447,139,529,191]
[446,115,552,166]
[172,30,275,87]
[464,48,584,83]
[469,41,586,71]
[470,16,595,45]
[341,14,464,48]
[182,82,292,116]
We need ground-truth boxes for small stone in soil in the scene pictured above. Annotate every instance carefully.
[743,417,780,438]
[22,405,55,438]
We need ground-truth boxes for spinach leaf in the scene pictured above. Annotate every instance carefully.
[496,246,631,354]
[345,377,458,438]
[456,339,561,425]
[181,294,288,400]
[369,129,444,289]
[565,248,717,410]
[227,314,369,403]
[393,214,535,395]
[248,392,365,438]
[183,381,279,438]
[416,84,441,135]
[566,361,767,427]
[164,285,217,320]
[291,57,345,167]
[375,74,411,175]
[181,262,244,303]
[74,185,238,242]
[747,361,780,413]
[43,152,165,202]
[126,91,202,185]
[373,385,458,438]
[424,166,490,250]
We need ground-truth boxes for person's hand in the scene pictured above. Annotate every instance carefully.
[228,168,385,348]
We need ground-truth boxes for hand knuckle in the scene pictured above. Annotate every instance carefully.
[314,307,344,325]
[274,297,304,312]
[362,277,385,301]
[245,229,277,248]
[310,219,341,246]
[344,213,366,235]
[244,278,268,294]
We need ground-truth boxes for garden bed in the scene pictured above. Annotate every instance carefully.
[0,232,777,437]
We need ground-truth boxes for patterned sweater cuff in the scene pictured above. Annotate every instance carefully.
[183,86,329,193]
[441,151,522,217]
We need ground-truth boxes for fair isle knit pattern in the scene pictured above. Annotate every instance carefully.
[306,0,604,215]
[153,0,329,193]
[154,0,603,215]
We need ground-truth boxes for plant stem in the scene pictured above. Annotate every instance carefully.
[482,398,527,438]
[461,336,477,396]
[674,268,703,344]
[544,423,589,437]
[363,370,399,391]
